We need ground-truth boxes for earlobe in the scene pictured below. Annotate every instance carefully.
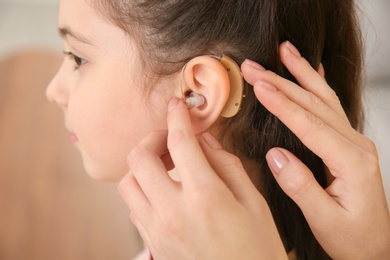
[181,56,231,134]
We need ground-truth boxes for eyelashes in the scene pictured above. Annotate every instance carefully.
[63,51,87,70]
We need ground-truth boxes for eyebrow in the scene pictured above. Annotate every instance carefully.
[58,27,94,45]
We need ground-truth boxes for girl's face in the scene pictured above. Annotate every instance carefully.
[47,0,177,181]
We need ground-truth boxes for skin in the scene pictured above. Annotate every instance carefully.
[119,42,390,259]
[46,0,178,181]
[120,102,288,259]
[46,0,390,258]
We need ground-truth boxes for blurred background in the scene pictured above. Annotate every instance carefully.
[0,0,389,259]
[0,1,142,260]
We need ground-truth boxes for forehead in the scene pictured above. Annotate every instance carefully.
[58,0,126,46]
[59,0,95,26]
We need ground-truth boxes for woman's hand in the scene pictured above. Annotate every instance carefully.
[241,41,390,259]
[118,99,287,260]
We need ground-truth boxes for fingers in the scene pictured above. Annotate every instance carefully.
[241,42,372,163]
[241,41,348,123]
[199,132,268,211]
[280,41,348,121]
[265,148,344,237]
[167,99,263,210]
[129,212,153,251]
[242,59,350,137]
[242,62,356,150]
[125,130,178,211]
[118,173,151,213]
[166,98,220,186]
[318,63,325,78]
[254,79,362,177]
[118,173,155,232]
[266,148,339,212]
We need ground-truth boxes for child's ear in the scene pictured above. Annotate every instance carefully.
[181,56,230,134]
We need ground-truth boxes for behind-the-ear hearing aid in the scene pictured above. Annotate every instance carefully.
[217,55,244,118]
[181,55,244,118]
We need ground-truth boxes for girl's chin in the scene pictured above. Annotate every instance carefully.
[80,153,127,182]
[83,162,126,182]
[79,147,129,182]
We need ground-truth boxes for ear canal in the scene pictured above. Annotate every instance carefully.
[219,55,244,118]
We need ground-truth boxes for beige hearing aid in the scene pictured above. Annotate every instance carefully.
[217,55,244,118]
[183,55,244,118]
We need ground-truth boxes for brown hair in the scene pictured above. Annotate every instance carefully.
[94,0,364,258]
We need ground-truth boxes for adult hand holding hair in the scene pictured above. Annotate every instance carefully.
[118,99,288,260]
[241,41,390,259]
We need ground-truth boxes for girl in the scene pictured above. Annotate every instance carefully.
[47,0,390,259]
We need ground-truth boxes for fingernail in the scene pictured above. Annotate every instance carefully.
[256,80,277,92]
[285,41,301,57]
[168,98,180,112]
[244,59,265,71]
[202,132,222,149]
[267,149,289,174]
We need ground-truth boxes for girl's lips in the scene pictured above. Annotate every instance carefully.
[70,133,78,143]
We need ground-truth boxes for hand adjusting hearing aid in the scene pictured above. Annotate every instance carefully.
[181,55,244,118]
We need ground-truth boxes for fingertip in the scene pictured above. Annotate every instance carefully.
[266,148,289,175]
[267,148,318,202]
[284,41,301,57]
[242,59,265,71]
[167,97,192,131]
[168,97,181,112]
[241,59,267,86]
[279,41,304,67]
[117,173,131,198]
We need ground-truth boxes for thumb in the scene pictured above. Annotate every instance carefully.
[266,148,341,232]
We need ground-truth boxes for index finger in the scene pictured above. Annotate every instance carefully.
[166,98,218,186]
[279,42,348,121]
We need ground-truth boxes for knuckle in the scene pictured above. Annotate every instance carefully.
[159,212,183,241]
[308,91,326,110]
[328,88,343,108]
[219,152,244,169]
[363,137,379,155]
[349,143,380,176]
[117,175,131,197]
[299,110,325,141]
[127,145,149,169]
[168,128,192,150]
[361,151,380,173]
[327,88,338,101]
[281,167,313,199]
[188,187,212,206]
[305,110,323,126]
[187,185,221,212]
[304,110,324,128]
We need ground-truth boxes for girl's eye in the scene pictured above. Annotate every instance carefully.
[63,51,87,70]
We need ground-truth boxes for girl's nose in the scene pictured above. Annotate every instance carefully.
[46,66,69,108]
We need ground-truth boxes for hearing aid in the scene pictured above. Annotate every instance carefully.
[185,92,205,108]
[217,55,245,118]
[182,55,244,118]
